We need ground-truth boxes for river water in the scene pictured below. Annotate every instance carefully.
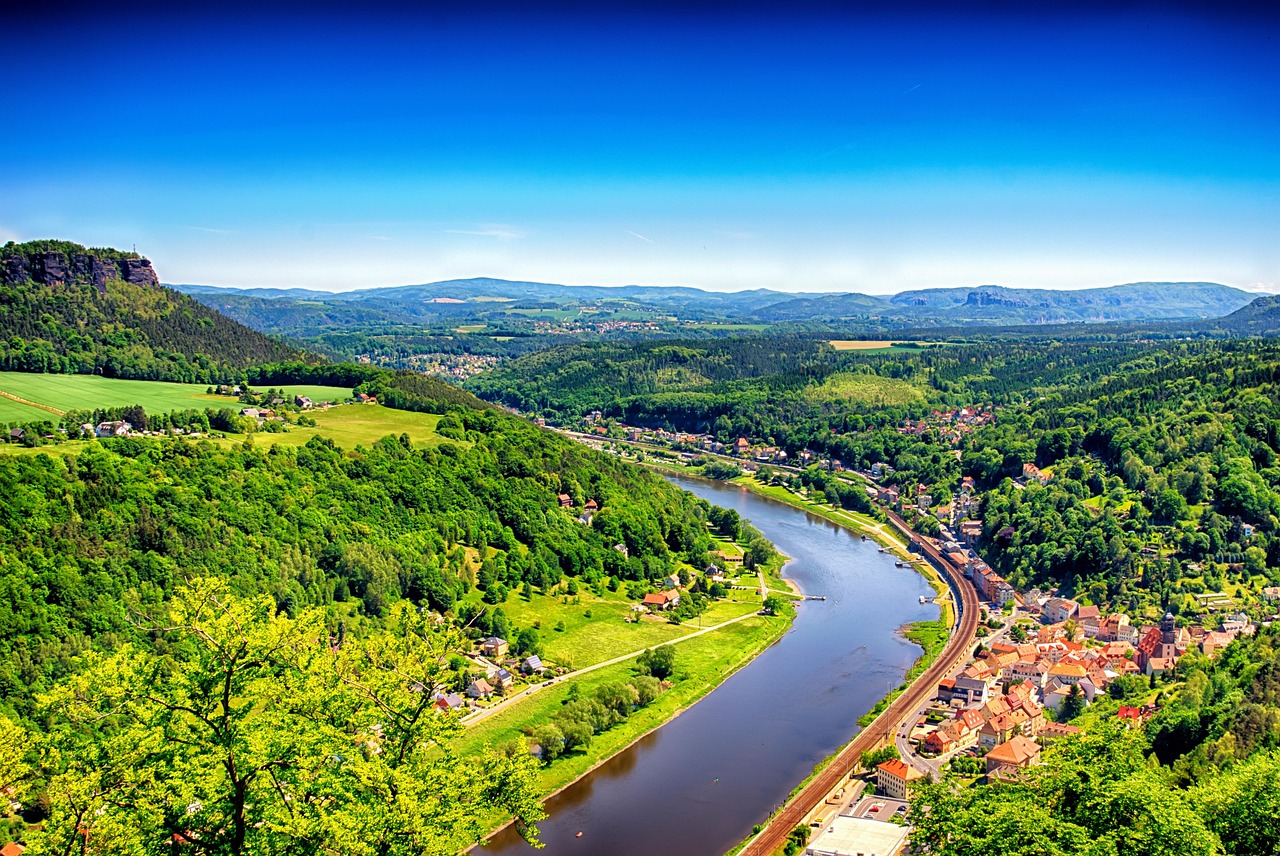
[483,476,938,856]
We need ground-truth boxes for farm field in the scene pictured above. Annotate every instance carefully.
[215,404,446,451]
[0,372,352,416]
[0,402,444,455]
[826,339,953,354]
[0,394,56,422]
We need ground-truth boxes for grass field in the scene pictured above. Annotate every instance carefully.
[0,404,445,456]
[827,340,950,351]
[219,405,445,450]
[461,573,763,671]
[810,372,923,406]
[460,613,789,835]
[0,394,56,422]
[0,372,353,416]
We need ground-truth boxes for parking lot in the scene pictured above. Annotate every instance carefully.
[844,795,909,820]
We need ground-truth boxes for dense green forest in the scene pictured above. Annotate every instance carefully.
[471,337,1280,618]
[0,399,722,721]
[912,625,1280,856]
[0,241,307,381]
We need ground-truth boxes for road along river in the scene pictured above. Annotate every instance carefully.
[482,475,939,856]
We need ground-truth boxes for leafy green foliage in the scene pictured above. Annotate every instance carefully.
[25,579,544,856]
[0,406,719,719]
[912,724,1221,856]
[635,645,677,680]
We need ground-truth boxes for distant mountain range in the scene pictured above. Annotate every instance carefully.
[170,278,1265,334]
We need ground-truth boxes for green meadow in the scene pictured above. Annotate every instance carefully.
[0,371,352,416]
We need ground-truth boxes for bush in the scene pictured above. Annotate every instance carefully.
[636,645,677,680]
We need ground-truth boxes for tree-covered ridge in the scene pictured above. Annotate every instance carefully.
[968,342,1280,604]
[0,240,309,382]
[912,627,1280,856]
[1,239,140,260]
[472,336,1280,615]
[0,408,719,721]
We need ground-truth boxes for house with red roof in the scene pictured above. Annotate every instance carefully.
[876,758,924,799]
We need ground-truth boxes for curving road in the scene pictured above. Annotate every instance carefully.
[738,509,979,856]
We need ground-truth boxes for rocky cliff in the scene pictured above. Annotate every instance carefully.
[0,239,310,379]
[1,244,159,293]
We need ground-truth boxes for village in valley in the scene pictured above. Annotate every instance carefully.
[543,406,1272,856]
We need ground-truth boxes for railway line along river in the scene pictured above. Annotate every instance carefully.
[483,475,940,856]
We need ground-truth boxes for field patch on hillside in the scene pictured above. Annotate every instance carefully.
[0,372,353,415]
[809,372,924,406]
[216,404,445,450]
[0,393,56,422]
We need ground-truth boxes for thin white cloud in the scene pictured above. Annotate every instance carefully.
[625,230,654,244]
[445,224,525,240]
[906,83,922,93]
[187,226,234,234]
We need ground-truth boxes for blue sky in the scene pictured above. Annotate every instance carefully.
[3,3,1278,293]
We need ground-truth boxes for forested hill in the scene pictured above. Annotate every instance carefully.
[1197,294,1280,337]
[0,240,308,381]
[0,377,734,721]
[471,336,1280,615]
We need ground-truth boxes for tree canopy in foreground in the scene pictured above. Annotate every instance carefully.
[17,579,543,856]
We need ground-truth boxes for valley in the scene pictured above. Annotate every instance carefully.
[3,242,1280,856]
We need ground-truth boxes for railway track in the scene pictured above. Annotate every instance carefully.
[739,511,979,856]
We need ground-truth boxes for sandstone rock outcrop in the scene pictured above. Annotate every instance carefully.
[1,249,159,293]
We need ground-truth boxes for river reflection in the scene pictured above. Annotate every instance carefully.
[481,476,938,856]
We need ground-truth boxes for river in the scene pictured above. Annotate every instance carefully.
[483,475,939,856]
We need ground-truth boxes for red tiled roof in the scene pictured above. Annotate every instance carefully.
[877,758,922,780]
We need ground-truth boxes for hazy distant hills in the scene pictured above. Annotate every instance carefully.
[170,277,1263,334]
[762,282,1256,324]
[1195,294,1280,337]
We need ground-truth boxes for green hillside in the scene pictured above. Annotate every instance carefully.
[0,372,351,416]
[0,240,309,382]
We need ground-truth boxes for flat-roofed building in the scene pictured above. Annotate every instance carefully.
[805,816,910,856]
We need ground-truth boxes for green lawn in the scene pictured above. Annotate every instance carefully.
[0,372,353,415]
[0,404,444,456]
[458,613,789,835]
[216,405,445,450]
[466,581,762,672]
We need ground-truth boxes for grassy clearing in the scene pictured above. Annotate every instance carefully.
[213,405,445,451]
[828,339,908,350]
[685,322,771,332]
[0,372,352,414]
[0,404,445,457]
[827,340,952,351]
[809,372,923,406]
[462,614,789,835]
[463,573,763,671]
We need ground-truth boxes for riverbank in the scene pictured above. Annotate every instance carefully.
[642,463,958,737]
[466,553,794,846]
[722,473,956,627]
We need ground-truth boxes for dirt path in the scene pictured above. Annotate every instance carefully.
[462,608,764,727]
[0,389,66,417]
